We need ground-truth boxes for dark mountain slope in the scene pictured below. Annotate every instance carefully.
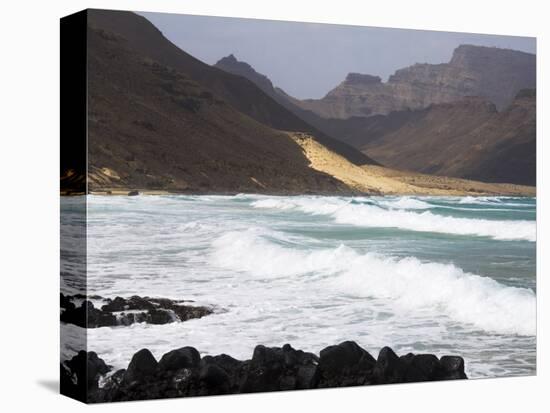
[214,54,383,160]
[213,53,535,186]
[87,9,374,166]
[86,22,351,194]
[361,91,536,185]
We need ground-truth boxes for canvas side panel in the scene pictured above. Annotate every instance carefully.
[60,9,88,403]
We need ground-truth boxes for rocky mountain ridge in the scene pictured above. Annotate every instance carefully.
[295,44,535,118]
[215,53,536,186]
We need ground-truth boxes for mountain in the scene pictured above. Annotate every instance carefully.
[87,9,374,167]
[359,90,536,185]
[214,53,535,186]
[294,45,535,118]
[86,10,362,194]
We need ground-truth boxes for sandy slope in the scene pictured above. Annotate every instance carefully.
[289,132,535,196]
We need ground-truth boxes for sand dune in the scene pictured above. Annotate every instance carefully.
[289,132,535,196]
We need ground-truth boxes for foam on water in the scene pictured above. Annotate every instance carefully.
[251,197,536,241]
[211,229,536,336]
[61,195,536,379]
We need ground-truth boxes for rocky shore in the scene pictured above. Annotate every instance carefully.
[61,341,467,403]
[60,294,213,328]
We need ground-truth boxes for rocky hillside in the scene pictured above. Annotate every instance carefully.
[87,10,374,167]
[360,90,536,185]
[295,45,535,118]
[86,12,358,194]
[214,54,535,186]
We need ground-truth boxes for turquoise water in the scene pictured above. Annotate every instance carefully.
[61,195,536,379]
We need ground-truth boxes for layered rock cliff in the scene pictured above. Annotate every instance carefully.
[296,45,535,118]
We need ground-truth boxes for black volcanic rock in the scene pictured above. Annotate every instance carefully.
[372,346,406,384]
[60,294,214,328]
[61,350,112,400]
[65,341,466,402]
[317,341,376,387]
[60,300,117,328]
[125,349,158,383]
[159,347,201,372]
[440,356,468,380]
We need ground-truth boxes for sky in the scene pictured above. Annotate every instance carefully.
[140,11,536,99]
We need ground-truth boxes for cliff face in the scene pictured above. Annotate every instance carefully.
[296,45,535,118]
[360,91,536,185]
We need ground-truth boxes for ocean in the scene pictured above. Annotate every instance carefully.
[61,194,536,379]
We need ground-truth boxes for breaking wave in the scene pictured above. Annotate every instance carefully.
[211,229,536,336]
[251,197,535,241]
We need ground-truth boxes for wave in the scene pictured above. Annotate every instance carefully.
[457,196,534,207]
[251,197,535,242]
[375,197,433,210]
[211,229,536,336]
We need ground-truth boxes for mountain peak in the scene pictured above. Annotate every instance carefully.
[450,44,535,68]
[217,53,238,64]
[344,73,382,85]
[214,54,276,96]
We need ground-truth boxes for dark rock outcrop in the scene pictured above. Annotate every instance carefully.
[60,342,467,403]
[125,349,158,383]
[60,351,112,401]
[60,294,213,328]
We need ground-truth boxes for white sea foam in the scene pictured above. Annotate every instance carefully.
[377,197,433,210]
[251,197,536,241]
[211,229,536,336]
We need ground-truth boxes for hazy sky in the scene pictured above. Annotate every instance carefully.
[140,11,536,99]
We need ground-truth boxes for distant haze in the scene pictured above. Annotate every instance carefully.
[139,11,536,99]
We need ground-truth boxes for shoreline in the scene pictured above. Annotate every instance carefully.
[61,186,537,197]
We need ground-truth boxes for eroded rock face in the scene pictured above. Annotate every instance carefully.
[297,45,535,118]
[60,294,213,328]
[60,341,467,403]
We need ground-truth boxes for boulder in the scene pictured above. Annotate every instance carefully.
[62,350,111,400]
[440,355,467,379]
[372,346,407,384]
[124,349,158,383]
[60,293,75,311]
[147,308,174,324]
[69,343,467,402]
[61,294,213,328]
[101,296,128,312]
[158,347,201,372]
[317,341,375,387]
[199,364,230,388]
